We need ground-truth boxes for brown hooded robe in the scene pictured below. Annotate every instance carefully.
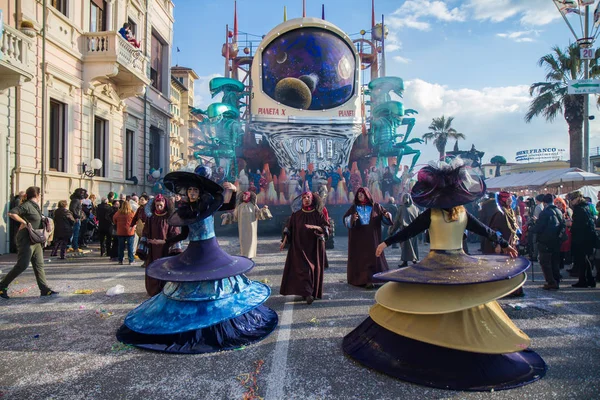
[280,194,329,299]
[343,187,391,286]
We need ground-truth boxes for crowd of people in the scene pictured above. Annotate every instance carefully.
[0,187,187,299]
[1,174,598,302]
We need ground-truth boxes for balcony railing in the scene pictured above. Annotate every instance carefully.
[0,25,35,91]
[81,31,150,98]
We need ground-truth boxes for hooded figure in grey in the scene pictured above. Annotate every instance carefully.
[391,193,420,266]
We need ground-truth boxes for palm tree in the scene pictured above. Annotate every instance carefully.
[525,43,600,169]
[422,116,466,161]
[490,155,507,177]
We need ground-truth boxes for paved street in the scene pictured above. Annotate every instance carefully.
[0,236,599,400]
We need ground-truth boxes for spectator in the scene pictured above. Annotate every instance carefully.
[483,191,523,297]
[142,194,181,295]
[108,200,120,261]
[478,192,498,252]
[51,200,75,260]
[118,22,140,48]
[530,194,545,261]
[130,194,148,260]
[531,194,563,290]
[585,196,598,219]
[88,193,98,216]
[113,200,136,265]
[68,188,85,253]
[554,197,573,273]
[567,191,597,288]
[96,197,113,257]
[107,191,115,205]
[1,186,59,299]
[79,191,91,249]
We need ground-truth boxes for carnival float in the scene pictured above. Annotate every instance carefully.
[188,1,431,206]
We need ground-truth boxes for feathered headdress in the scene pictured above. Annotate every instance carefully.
[411,158,486,209]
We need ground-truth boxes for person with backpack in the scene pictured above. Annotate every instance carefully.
[531,194,564,290]
[567,191,597,288]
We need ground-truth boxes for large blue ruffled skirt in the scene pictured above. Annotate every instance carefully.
[117,275,278,354]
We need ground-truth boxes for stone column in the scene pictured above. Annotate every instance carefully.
[106,0,115,31]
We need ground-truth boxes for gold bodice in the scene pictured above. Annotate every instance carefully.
[428,208,467,250]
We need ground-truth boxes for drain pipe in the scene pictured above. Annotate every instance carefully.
[143,0,149,192]
[40,0,47,205]
[5,88,13,253]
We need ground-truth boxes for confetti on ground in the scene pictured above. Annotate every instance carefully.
[96,309,114,319]
[508,303,527,310]
[11,285,36,296]
[74,289,94,294]
[111,343,136,352]
[259,278,270,284]
[33,334,40,339]
[309,317,318,324]
[237,359,265,400]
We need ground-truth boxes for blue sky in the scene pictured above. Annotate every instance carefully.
[171,0,600,165]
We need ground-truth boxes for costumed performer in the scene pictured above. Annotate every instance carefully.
[117,168,278,353]
[139,194,182,296]
[280,190,329,305]
[233,191,272,259]
[343,187,392,289]
[390,193,420,267]
[343,159,546,391]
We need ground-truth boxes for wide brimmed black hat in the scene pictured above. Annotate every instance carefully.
[163,171,224,221]
[411,159,486,209]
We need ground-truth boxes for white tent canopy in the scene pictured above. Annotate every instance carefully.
[545,170,600,185]
[484,168,578,190]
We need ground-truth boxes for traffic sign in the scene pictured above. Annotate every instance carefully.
[567,79,600,94]
[581,47,596,60]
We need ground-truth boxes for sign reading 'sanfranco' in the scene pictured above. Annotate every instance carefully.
[515,148,566,162]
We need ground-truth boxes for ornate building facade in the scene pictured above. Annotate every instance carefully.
[0,0,174,254]
[170,66,199,162]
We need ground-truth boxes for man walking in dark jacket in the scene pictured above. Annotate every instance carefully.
[531,194,563,290]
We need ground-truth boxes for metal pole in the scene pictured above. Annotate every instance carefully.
[584,5,590,172]
[380,14,385,77]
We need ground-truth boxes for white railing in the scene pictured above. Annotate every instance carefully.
[82,31,148,79]
[0,25,32,74]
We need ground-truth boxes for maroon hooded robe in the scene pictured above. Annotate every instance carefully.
[343,187,391,286]
[280,194,330,299]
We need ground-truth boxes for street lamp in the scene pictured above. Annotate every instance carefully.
[81,158,103,178]
[552,0,600,172]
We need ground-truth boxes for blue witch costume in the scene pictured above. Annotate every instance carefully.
[342,159,546,391]
[116,171,278,353]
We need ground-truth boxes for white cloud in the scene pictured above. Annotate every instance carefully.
[388,79,579,164]
[466,0,560,26]
[193,73,223,110]
[388,0,467,31]
[496,30,541,43]
[393,55,412,64]
[384,30,403,53]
